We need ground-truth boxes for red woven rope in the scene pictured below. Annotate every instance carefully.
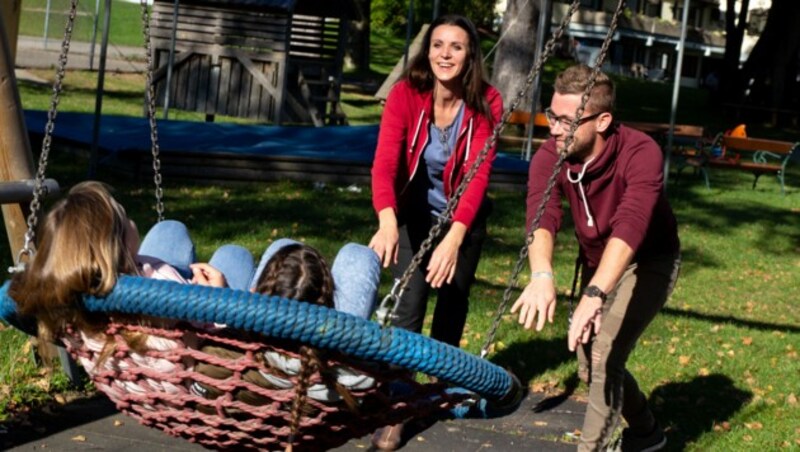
[62,321,469,450]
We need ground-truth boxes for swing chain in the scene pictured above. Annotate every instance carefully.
[480,0,626,356]
[383,0,583,326]
[13,0,80,272]
[140,0,165,222]
[375,279,404,326]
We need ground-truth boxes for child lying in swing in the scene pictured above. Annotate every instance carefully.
[8,181,248,399]
[192,244,381,419]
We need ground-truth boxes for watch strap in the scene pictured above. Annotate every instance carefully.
[582,285,608,303]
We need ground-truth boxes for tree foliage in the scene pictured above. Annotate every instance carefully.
[371,0,498,36]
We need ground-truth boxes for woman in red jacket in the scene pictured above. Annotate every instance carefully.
[369,14,502,351]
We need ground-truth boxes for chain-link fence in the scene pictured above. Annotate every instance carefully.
[19,0,147,48]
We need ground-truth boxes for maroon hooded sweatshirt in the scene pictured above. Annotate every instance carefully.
[526,124,679,269]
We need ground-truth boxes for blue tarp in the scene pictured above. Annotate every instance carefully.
[23,110,530,173]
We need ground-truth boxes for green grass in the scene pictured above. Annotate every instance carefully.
[19,0,147,48]
[4,25,800,449]
[1,150,798,449]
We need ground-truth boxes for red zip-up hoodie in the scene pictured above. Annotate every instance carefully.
[371,80,503,229]
[526,124,679,268]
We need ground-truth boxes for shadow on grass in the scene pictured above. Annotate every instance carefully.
[661,306,800,333]
[652,374,751,451]
[668,186,800,258]
[490,336,573,385]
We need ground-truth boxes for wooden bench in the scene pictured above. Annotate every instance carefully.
[622,121,705,145]
[622,122,712,181]
[498,110,549,155]
[681,135,800,194]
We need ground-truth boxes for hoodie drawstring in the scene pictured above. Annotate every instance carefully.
[566,156,596,228]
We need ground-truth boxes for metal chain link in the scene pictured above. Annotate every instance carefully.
[11,0,79,272]
[480,0,627,356]
[141,0,165,222]
[377,0,584,326]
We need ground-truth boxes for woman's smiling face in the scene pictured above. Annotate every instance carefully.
[428,24,469,86]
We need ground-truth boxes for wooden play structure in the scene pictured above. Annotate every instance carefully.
[0,1,39,256]
[150,0,357,126]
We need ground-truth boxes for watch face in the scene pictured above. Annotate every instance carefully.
[584,285,606,301]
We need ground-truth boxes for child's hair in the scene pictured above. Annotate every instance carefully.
[9,181,138,341]
[253,244,335,308]
[252,243,341,443]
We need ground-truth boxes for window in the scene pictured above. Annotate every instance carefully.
[635,0,662,18]
[674,4,703,28]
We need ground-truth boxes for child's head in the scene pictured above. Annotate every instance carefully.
[253,244,334,308]
[10,181,139,331]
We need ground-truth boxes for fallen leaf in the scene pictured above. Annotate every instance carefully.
[71,435,86,442]
[678,355,691,366]
[713,421,731,432]
[698,368,709,376]
[787,393,797,405]
[745,422,763,430]
[742,337,753,346]
[113,420,124,427]
[743,435,753,442]
[534,421,548,427]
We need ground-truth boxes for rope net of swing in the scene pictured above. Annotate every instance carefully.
[61,320,466,450]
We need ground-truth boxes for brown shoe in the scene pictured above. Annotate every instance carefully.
[371,423,404,450]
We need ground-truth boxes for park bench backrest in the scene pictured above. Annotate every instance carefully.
[721,136,798,155]
[622,121,704,143]
[508,110,549,128]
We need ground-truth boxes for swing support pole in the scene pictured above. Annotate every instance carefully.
[0,2,37,258]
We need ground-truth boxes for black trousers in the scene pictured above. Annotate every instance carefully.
[390,201,490,347]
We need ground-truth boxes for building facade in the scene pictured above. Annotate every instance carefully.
[555,0,769,88]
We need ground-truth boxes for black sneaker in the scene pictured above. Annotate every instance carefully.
[617,423,667,452]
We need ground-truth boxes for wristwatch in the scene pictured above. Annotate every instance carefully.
[582,285,608,303]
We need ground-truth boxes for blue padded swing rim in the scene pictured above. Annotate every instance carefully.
[0,276,519,405]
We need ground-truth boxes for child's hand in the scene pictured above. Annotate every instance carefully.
[190,263,227,288]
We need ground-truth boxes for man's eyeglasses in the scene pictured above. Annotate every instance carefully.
[544,108,602,129]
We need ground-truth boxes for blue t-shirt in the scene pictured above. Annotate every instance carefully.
[422,103,465,216]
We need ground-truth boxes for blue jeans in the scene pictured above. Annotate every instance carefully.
[138,220,255,292]
[252,238,381,319]
[139,222,380,319]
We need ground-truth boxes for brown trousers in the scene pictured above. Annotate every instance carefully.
[577,252,681,451]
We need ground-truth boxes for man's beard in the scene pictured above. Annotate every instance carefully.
[560,133,594,163]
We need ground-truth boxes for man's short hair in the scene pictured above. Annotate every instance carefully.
[554,64,615,114]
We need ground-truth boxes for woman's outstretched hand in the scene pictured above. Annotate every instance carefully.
[426,223,467,288]
[369,208,400,268]
[369,226,399,268]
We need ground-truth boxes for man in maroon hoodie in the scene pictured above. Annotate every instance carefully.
[511,65,680,451]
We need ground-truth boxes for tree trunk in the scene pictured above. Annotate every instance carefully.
[345,0,371,73]
[490,0,541,111]
[720,0,749,102]
[741,0,800,110]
